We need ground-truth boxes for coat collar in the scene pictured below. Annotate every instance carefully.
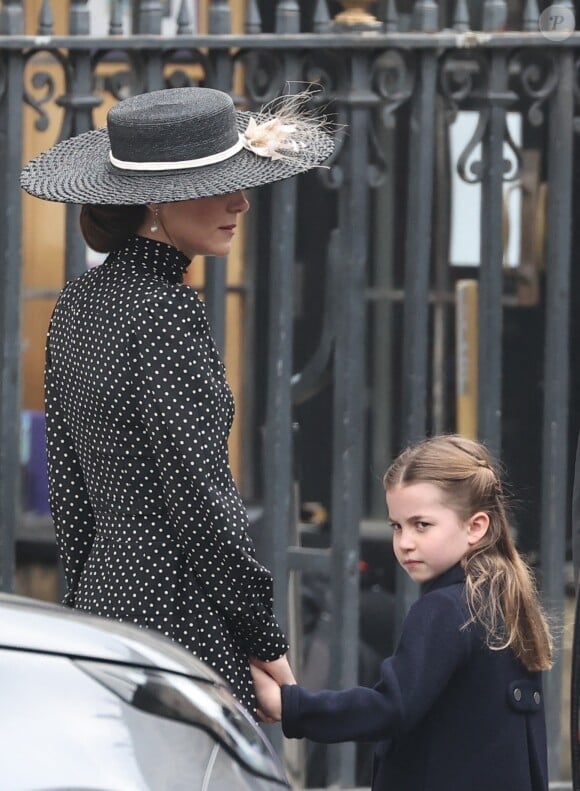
[421,562,465,596]
[114,234,191,284]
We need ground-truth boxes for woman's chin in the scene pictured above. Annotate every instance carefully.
[207,244,232,258]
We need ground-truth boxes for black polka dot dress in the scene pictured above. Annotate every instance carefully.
[44,234,288,712]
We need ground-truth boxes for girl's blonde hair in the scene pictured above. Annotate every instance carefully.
[383,434,552,672]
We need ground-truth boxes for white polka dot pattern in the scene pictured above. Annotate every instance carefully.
[44,234,288,712]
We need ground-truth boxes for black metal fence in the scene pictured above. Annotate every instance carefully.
[0,0,578,785]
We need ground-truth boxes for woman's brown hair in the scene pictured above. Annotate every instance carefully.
[80,204,146,253]
[383,434,552,672]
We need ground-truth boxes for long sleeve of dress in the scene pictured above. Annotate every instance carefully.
[282,585,473,742]
[132,287,287,660]
[45,322,97,607]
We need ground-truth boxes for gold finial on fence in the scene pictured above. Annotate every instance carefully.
[333,0,382,28]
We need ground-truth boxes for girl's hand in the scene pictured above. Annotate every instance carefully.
[250,654,296,686]
[250,663,284,722]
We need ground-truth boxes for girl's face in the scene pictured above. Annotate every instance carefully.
[386,482,489,584]
[141,191,250,259]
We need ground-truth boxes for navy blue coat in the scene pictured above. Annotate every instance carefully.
[282,564,548,791]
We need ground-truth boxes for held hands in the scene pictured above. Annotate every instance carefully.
[250,663,284,723]
[250,654,296,686]
[249,654,295,723]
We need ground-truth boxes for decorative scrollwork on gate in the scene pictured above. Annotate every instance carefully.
[237,46,346,189]
[454,108,522,186]
[91,50,144,103]
[238,49,287,106]
[439,50,488,121]
[508,49,558,127]
[439,49,523,185]
[455,109,489,184]
[303,50,344,190]
[23,48,70,133]
[367,49,415,187]
[163,48,210,89]
[501,119,523,182]
[372,49,415,128]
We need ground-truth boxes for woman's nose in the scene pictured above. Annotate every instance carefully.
[229,190,250,214]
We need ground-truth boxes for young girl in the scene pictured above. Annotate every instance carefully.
[252,434,552,791]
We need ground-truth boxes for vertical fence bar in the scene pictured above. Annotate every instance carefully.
[109,0,124,35]
[63,0,101,282]
[262,1,300,638]
[135,0,162,33]
[245,0,262,33]
[38,0,53,34]
[326,50,372,787]
[260,0,301,763]
[477,1,508,456]
[208,0,230,32]
[276,0,300,28]
[0,0,24,592]
[240,2,262,504]
[370,120,396,516]
[136,0,164,91]
[204,0,232,355]
[261,175,298,765]
[541,50,573,783]
[176,0,194,34]
[394,19,438,638]
[262,186,295,635]
[432,102,451,435]
[313,0,331,31]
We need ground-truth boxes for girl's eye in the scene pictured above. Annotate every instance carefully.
[416,521,431,531]
[389,522,401,532]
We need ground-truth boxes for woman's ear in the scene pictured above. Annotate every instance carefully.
[466,511,490,545]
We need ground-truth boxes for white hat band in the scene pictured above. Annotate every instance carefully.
[109,133,245,172]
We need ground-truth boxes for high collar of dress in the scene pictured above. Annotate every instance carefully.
[120,234,191,284]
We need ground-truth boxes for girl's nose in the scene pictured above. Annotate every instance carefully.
[398,528,415,551]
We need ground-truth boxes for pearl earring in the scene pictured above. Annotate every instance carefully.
[150,207,159,233]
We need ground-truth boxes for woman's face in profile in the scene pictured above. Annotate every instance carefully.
[142,191,250,259]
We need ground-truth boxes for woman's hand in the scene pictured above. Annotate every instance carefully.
[250,654,296,686]
[250,664,283,722]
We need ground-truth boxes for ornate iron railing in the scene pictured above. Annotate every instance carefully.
[0,0,578,785]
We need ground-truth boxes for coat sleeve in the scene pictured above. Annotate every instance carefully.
[131,288,288,660]
[45,320,97,607]
[282,587,473,742]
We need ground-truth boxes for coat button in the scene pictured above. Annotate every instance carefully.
[514,688,522,701]
[534,691,541,705]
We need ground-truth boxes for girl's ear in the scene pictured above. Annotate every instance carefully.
[466,511,490,545]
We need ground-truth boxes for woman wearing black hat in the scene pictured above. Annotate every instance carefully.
[20,86,334,713]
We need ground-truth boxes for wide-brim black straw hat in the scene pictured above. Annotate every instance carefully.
[20,87,334,204]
